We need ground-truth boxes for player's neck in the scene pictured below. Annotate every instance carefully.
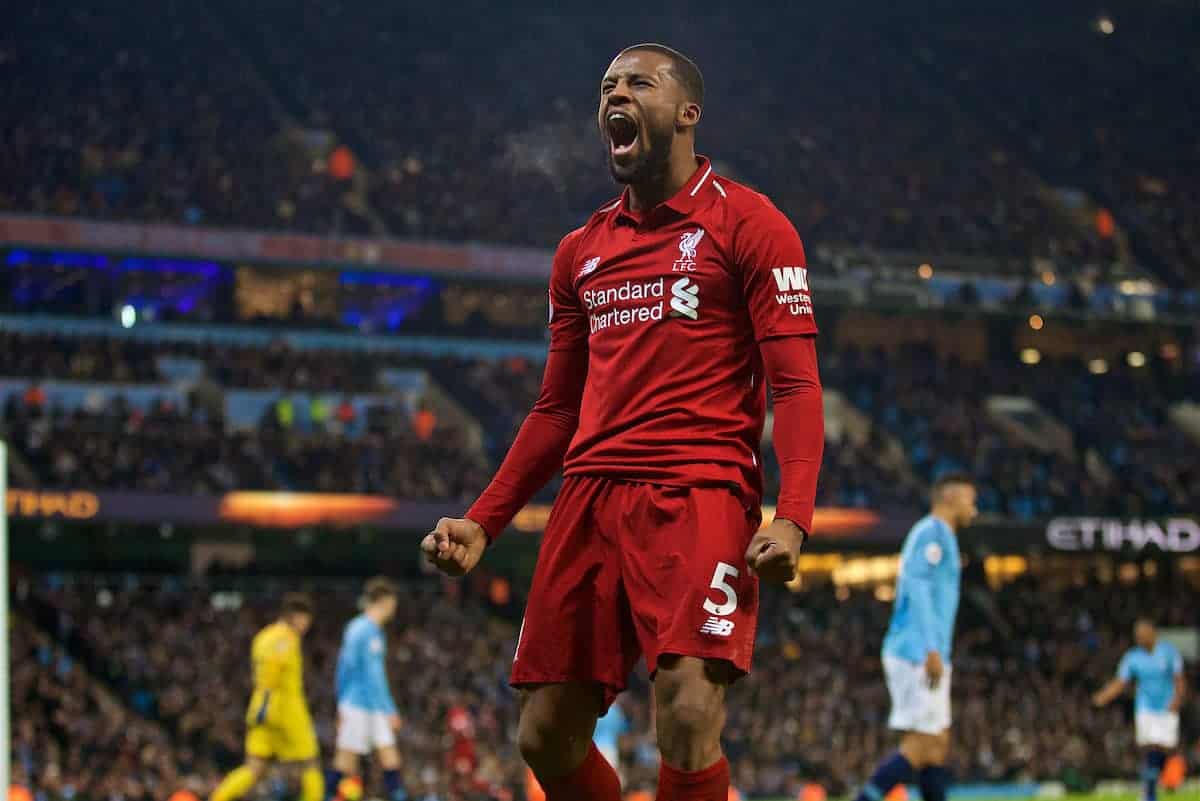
[930,508,957,534]
[627,145,698,213]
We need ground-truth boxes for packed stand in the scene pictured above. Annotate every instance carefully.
[17,569,1200,799]
[3,392,489,498]
[24,574,525,801]
[822,344,1200,519]
[9,612,208,800]
[914,0,1199,284]
[219,0,1100,271]
[0,2,364,234]
[2,0,1134,280]
[0,331,430,392]
[3,331,1197,515]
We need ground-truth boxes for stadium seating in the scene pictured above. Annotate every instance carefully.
[5,0,1174,282]
[3,331,1194,517]
[17,570,1199,798]
[0,2,366,234]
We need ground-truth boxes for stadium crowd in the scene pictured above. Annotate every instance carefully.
[0,3,365,235]
[4,0,1160,282]
[913,0,1200,285]
[14,568,1200,799]
[2,330,1195,518]
[9,612,199,801]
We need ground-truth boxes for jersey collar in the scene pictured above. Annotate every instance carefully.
[614,156,715,225]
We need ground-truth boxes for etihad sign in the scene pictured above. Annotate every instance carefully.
[1047,517,1200,553]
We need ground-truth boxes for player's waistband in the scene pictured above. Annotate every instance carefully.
[561,470,761,512]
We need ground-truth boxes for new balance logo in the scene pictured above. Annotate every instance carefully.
[669,277,700,320]
[699,616,735,637]
[578,257,601,279]
[771,266,809,292]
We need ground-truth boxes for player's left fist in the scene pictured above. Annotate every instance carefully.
[745,518,807,584]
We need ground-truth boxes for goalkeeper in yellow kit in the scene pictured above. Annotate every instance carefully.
[211,593,324,801]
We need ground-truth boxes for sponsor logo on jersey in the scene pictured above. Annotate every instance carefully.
[771,267,813,315]
[669,276,700,320]
[584,278,666,333]
[578,256,601,279]
[699,616,735,637]
[772,266,809,291]
[673,229,705,272]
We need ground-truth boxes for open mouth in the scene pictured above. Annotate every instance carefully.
[606,111,639,158]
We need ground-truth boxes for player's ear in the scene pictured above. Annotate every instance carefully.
[677,101,701,131]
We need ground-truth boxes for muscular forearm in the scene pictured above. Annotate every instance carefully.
[466,347,587,540]
[760,336,823,534]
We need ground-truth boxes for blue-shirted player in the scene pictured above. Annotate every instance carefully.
[329,577,406,801]
[593,701,630,786]
[854,474,977,801]
[1093,619,1187,801]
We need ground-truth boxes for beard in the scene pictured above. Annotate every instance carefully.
[606,118,675,186]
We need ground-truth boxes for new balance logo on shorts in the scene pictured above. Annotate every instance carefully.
[699,616,735,637]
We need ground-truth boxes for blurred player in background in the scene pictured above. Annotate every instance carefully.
[210,593,323,801]
[328,577,406,801]
[1093,619,1187,801]
[423,41,824,801]
[593,701,630,787]
[854,475,977,801]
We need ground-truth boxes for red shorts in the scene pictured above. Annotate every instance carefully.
[511,476,762,705]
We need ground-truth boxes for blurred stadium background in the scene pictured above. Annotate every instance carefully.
[3,0,1200,799]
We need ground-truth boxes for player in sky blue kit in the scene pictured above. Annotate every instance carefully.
[1093,619,1187,801]
[854,474,977,801]
[328,577,405,801]
[593,702,630,787]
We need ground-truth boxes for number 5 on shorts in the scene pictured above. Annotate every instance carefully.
[703,562,739,616]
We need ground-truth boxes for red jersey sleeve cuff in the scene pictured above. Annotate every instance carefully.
[772,506,814,539]
[464,501,509,544]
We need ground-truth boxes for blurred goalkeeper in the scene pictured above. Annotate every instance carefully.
[328,577,407,801]
[210,593,323,801]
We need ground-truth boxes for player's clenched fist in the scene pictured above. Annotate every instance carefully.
[744,518,807,584]
[421,517,487,577]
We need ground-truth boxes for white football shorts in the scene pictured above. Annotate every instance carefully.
[884,655,952,735]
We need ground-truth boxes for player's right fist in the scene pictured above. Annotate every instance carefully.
[421,517,487,577]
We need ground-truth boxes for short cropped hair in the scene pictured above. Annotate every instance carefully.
[619,43,704,106]
[931,472,975,504]
[281,592,314,617]
[363,575,399,603]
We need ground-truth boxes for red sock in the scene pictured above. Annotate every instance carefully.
[657,756,730,801]
[539,742,622,801]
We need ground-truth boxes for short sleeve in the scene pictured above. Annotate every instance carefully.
[548,230,589,352]
[1118,652,1134,682]
[732,201,818,341]
[1171,646,1184,675]
[904,527,940,580]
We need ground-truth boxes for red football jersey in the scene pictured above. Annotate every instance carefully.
[548,157,817,506]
